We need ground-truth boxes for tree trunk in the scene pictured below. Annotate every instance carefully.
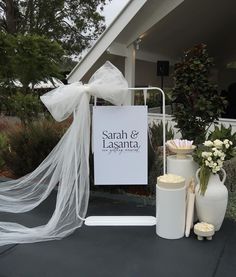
[5,0,17,33]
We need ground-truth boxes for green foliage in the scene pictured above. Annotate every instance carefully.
[9,92,43,124]
[148,121,174,181]
[0,133,8,169]
[226,190,236,221]
[3,120,68,176]
[224,157,236,192]
[149,121,174,152]
[207,124,236,161]
[225,158,236,221]
[147,99,159,108]
[60,56,78,75]
[0,32,16,81]
[208,124,236,146]
[198,165,211,195]
[193,144,206,166]
[0,33,63,119]
[0,33,64,89]
[171,44,227,144]
[0,0,109,55]
[148,120,175,194]
[14,34,63,88]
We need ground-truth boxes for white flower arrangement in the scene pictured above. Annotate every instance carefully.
[194,138,234,195]
[201,139,232,173]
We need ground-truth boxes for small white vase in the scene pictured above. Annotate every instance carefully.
[195,168,228,231]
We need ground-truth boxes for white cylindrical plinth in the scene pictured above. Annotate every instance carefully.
[167,155,198,186]
[156,175,186,239]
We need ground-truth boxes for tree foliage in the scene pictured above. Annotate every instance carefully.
[0,0,110,121]
[171,44,227,144]
[0,32,64,88]
[0,0,109,55]
[0,33,63,118]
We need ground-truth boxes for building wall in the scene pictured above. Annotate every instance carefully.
[81,54,125,83]
[81,55,174,91]
[135,60,174,89]
[218,68,236,91]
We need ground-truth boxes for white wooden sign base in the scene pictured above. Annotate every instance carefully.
[85,216,156,226]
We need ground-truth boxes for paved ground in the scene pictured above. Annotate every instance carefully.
[0,191,236,277]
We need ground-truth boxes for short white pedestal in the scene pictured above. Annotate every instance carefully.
[156,183,186,239]
[85,216,156,226]
[167,155,198,186]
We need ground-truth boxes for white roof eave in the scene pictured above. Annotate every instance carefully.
[67,0,147,83]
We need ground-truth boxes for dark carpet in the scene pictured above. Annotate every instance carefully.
[0,191,235,277]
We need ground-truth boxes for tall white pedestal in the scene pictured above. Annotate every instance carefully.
[167,155,198,186]
[156,179,186,239]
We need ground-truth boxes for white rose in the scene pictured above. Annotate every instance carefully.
[205,160,209,166]
[213,139,223,148]
[202,151,210,158]
[229,141,233,145]
[214,149,223,157]
[207,157,212,161]
[225,144,230,149]
[208,162,213,168]
[204,141,214,147]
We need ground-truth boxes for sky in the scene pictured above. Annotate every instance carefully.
[75,0,130,60]
[101,0,130,26]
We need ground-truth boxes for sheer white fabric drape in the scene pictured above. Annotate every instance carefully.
[0,61,128,246]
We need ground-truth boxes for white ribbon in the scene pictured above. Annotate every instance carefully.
[0,61,128,246]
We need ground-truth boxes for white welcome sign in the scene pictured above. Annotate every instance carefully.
[93,106,148,185]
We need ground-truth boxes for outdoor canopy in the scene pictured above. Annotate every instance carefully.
[0,61,128,246]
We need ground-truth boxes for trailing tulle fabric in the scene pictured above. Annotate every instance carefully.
[0,61,128,246]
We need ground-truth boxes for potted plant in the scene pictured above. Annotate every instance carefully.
[193,132,235,230]
[171,44,227,145]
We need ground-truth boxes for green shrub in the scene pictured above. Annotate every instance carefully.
[0,119,9,132]
[208,124,236,145]
[224,157,236,192]
[149,121,174,152]
[10,92,43,124]
[3,120,68,176]
[226,190,236,221]
[148,121,174,171]
[147,121,174,194]
[226,192,236,221]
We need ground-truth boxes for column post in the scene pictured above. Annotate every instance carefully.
[125,44,136,105]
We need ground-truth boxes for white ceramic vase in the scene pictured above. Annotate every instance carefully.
[195,168,228,231]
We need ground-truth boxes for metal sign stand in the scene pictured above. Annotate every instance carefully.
[85,87,166,226]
